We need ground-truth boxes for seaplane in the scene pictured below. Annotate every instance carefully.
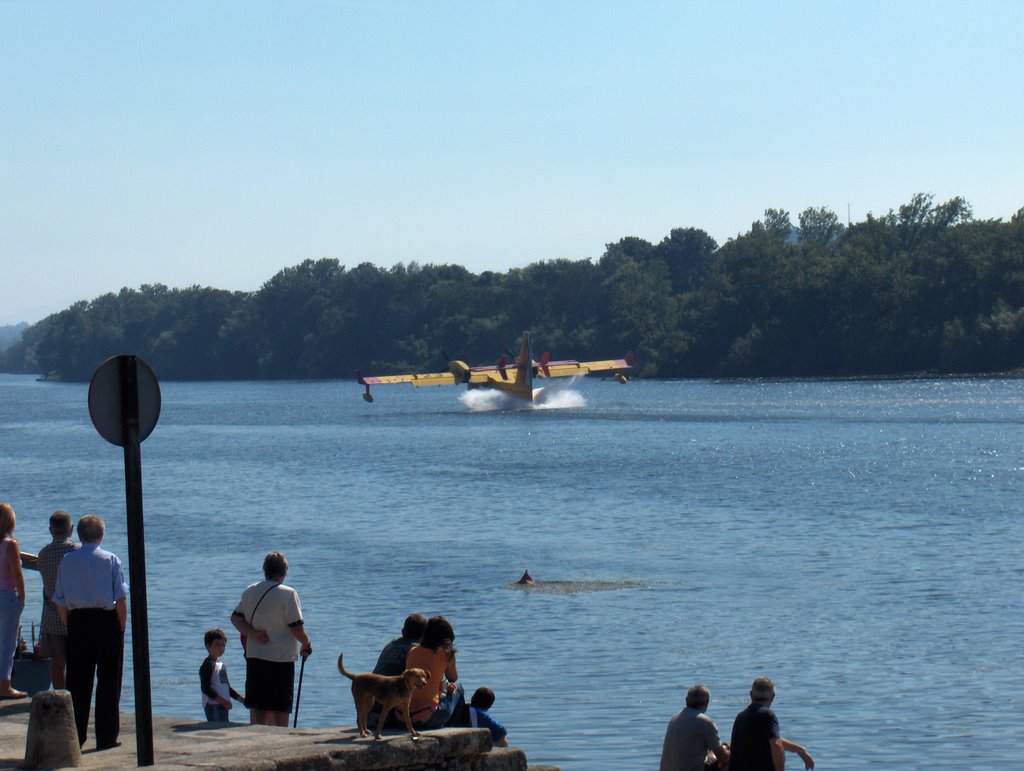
[356,331,634,403]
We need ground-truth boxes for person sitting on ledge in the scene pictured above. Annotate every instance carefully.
[367,612,427,730]
[468,687,508,747]
[401,615,464,730]
[374,613,427,676]
[660,683,729,771]
[730,677,813,771]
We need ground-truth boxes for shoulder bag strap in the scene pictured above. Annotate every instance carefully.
[248,582,280,627]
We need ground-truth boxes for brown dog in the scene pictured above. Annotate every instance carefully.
[337,651,431,740]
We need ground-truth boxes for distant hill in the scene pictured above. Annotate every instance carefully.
[0,323,27,352]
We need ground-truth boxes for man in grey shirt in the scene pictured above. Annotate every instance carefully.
[660,684,730,771]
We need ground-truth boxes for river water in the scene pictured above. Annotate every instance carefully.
[1,373,1021,768]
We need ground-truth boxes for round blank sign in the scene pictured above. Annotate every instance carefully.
[88,355,162,446]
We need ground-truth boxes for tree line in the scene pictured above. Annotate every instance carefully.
[3,193,1023,382]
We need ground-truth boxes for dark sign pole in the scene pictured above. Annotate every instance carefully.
[89,354,160,768]
[119,356,154,767]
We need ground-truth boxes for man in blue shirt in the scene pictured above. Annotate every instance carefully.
[53,515,128,751]
[730,678,813,771]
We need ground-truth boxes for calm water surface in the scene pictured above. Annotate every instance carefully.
[2,373,1022,769]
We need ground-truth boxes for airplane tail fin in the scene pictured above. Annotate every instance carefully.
[515,331,533,390]
[615,351,637,384]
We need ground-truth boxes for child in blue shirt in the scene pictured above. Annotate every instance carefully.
[469,687,508,747]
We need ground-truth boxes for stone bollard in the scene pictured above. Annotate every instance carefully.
[23,689,81,769]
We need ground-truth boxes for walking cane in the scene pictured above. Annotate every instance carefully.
[293,652,308,728]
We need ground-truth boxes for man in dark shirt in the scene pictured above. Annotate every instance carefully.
[373,613,426,676]
[367,613,427,730]
[730,677,813,771]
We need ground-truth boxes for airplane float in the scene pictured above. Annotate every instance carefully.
[356,331,634,403]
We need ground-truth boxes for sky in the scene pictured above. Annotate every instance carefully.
[2,0,1022,325]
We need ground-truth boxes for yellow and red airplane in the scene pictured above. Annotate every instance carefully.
[356,331,634,403]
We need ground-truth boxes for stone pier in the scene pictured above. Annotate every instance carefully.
[0,700,559,771]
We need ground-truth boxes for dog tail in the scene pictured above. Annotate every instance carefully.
[337,651,356,681]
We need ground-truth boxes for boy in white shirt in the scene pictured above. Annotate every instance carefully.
[199,629,244,722]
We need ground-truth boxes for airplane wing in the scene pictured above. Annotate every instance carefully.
[536,356,633,379]
[356,362,494,401]
[357,367,498,388]
[357,371,459,388]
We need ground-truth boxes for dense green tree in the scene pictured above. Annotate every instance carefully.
[798,207,844,250]
[762,208,793,240]
[653,228,718,293]
[5,194,1023,382]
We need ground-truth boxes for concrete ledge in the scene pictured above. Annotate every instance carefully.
[472,746,528,771]
[0,703,559,771]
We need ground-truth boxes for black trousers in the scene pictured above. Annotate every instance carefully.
[66,608,124,747]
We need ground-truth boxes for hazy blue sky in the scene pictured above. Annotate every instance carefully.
[3,0,1022,324]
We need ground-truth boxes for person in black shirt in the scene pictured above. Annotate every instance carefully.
[730,677,813,771]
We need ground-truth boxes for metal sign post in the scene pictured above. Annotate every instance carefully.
[88,355,161,767]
